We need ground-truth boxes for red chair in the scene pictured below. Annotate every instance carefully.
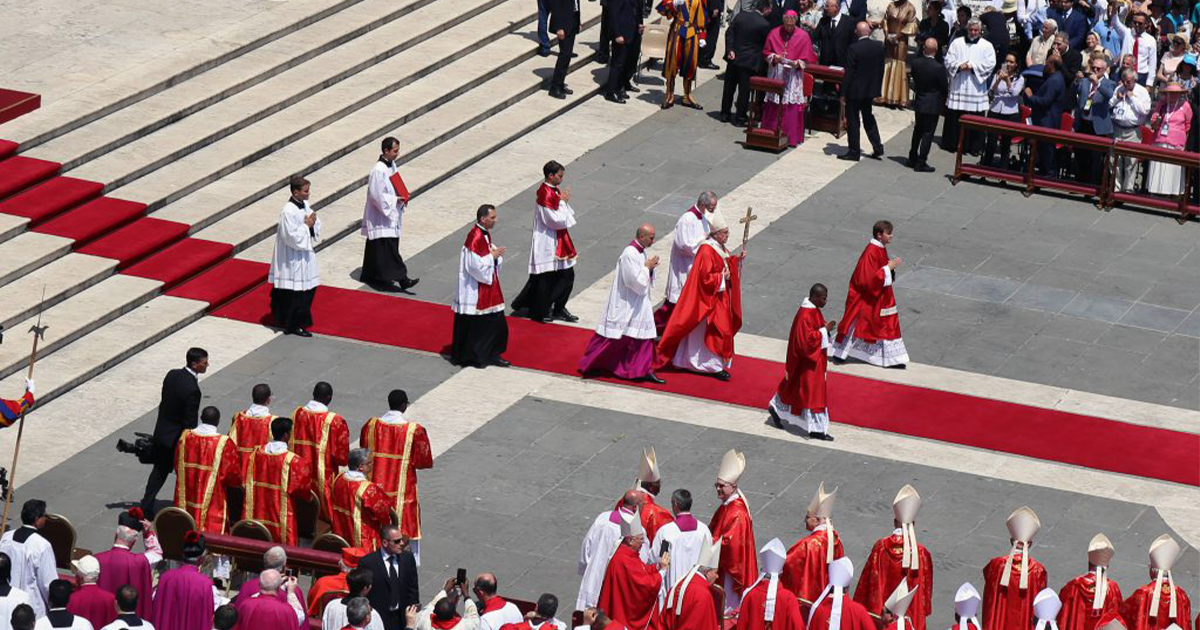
[1055,112,1075,148]
[801,72,815,136]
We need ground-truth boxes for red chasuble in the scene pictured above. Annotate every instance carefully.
[783,530,845,608]
[290,406,350,509]
[598,544,664,630]
[1120,583,1193,630]
[807,594,876,630]
[327,472,392,550]
[361,418,433,539]
[663,575,723,630]
[465,226,504,310]
[656,244,743,368]
[537,183,577,259]
[981,553,1048,630]
[835,242,901,345]
[174,430,242,534]
[307,573,349,617]
[614,493,675,542]
[229,411,275,474]
[776,304,829,413]
[1058,573,1123,630]
[709,495,757,600]
[882,619,913,630]
[853,535,933,629]
[244,447,311,545]
[737,579,806,630]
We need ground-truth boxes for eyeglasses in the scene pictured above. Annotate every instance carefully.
[388,538,405,544]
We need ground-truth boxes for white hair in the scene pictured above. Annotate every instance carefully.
[1043,18,1058,30]
[263,546,287,571]
[115,526,139,546]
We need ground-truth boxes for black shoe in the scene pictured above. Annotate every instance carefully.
[715,370,731,381]
[570,52,579,58]
[617,90,629,100]
[837,153,860,162]
[604,92,626,103]
[886,363,908,369]
[552,309,579,322]
[489,356,512,367]
[642,372,666,384]
[867,149,884,160]
[288,328,313,338]
[829,355,847,365]
[732,116,748,126]
[537,49,552,57]
[538,316,555,323]
[371,281,404,293]
[596,56,610,64]
[768,407,783,429]
[700,62,720,70]
[563,86,575,95]
[718,113,731,123]
[914,163,935,173]
[623,83,641,93]
[808,431,835,441]
[549,87,566,99]
[401,277,420,290]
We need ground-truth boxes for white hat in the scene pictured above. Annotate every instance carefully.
[759,538,787,575]
[71,555,100,578]
[717,449,746,484]
[620,509,646,538]
[698,537,723,570]
[1033,589,1062,621]
[1087,534,1115,611]
[708,209,729,233]
[894,485,922,571]
[638,447,661,484]
[828,557,854,588]
[807,482,837,519]
[955,583,981,618]
[1001,507,1040,590]
[1149,535,1181,620]
[884,581,919,618]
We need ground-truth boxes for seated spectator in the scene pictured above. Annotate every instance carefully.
[98,586,155,630]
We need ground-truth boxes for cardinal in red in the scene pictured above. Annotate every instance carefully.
[710,449,757,613]
[807,558,875,630]
[174,406,242,534]
[738,539,806,630]
[830,220,908,368]
[662,538,723,630]
[783,482,843,615]
[598,510,669,630]
[619,447,674,541]
[854,486,932,630]
[879,581,920,630]
[1058,534,1123,630]
[768,284,836,440]
[243,417,312,545]
[228,383,276,474]
[656,210,742,381]
[951,583,983,630]
[327,449,392,550]
[290,381,350,513]
[361,389,433,562]
[1120,535,1193,630]
[0,378,34,428]
[982,507,1048,630]
[306,547,367,617]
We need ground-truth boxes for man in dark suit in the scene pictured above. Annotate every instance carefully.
[1045,0,1089,50]
[979,8,1009,66]
[1072,56,1115,184]
[139,347,206,516]
[908,37,948,171]
[548,0,581,98]
[840,21,886,161]
[721,0,774,122]
[698,0,725,69]
[1024,54,1066,175]
[359,525,419,630]
[815,0,855,67]
[605,0,642,102]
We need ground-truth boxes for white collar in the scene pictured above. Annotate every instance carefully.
[723,490,743,506]
[344,470,367,481]
[304,400,328,413]
[704,238,731,259]
[381,410,406,424]
[869,238,885,248]
[246,404,271,417]
[185,367,198,378]
[801,298,816,309]
[813,522,830,533]
[264,441,289,455]
[892,527,904,536]
[194,424,219,436]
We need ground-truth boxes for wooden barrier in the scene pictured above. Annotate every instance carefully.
[205,532,342,577]
[805,64,845,138]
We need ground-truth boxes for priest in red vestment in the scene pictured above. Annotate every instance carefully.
[768,284,836,440]
[68,555,117,629]
[952,583,982,630]
[328,449,392,550]
[830,220,908,368]
[229,383,276,473]
[807,558,874,630]
[598,510,670,630]
[175,406,242,534]
[879,581,919,630]
[291,381,351,510]
[96,509,161,620]
[854,486,932,630]
[620,447,674,541]
[1120,535,1193,630]
[307,547,366,617]
[738,539,805,630]
[784,482,843,613]
[0,378,34,428]
[663,539,722,630]
[237,570,306,630]
[244,417,311,545]
[362,389,433,562]
[656,210,743,381]
[1058,534,1122,630]
[152,532,216,630]
[982,507,1048,630]
[710,449,757,613]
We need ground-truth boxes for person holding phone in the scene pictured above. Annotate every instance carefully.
[412,576,479,630]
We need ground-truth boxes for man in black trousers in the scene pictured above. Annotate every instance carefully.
[839,21,886,161]
[697,0,725,69]
[605,0,642,102]
[139,347,206,516]
[908,37,947,171]
[549,0,581,98]
[359,525,419,630]
[721,0,773,123]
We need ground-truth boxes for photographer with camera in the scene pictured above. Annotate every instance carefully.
[137,347,207,517]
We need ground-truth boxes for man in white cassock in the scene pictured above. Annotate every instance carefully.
[0,500,57,617]
[269,175,321,337]
[940,19,996,153]
[577,491,653,613]
[578,224,665,384]
[651,489,713,609]
[361,136,418,293]
[654,191,717,336]
[512,160,579,323]
[451,204,510,368]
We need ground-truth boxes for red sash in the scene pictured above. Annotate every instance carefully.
[537,183,577,259]
[465,226,504,311]
[389,171,411,202]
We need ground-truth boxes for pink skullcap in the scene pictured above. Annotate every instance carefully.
[784,9,799,16]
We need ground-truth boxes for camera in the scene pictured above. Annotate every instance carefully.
[116,433,156,464]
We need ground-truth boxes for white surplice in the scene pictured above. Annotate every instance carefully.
[0,527,57,617]
[269,199,321,291]
[576,510,653,611]
[944,36,997,112]
[665,207,710,304]
[530,185,577,274]
[596,243,656,340]
[452,225,504,315]
[649,515,713,608]
[362,159,404,240]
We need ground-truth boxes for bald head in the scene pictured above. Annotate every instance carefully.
[922,37,938,56]
[621,490,643,509]
[260,569,284,594]
[855,21,871,37]
[635,224,657,249]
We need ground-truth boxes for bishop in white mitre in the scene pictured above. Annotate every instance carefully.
[654,191,717,335]
[269,175,321,337]
[577,491,655,612]
[360,136,418,292]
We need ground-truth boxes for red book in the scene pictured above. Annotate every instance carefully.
[389,171,411,202]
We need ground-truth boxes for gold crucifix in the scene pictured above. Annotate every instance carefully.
[739,207,757,255]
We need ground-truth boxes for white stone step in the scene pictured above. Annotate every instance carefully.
[27,0,474,173]
[0,232,73,289]
[0,214,27,245]
[0,254,118,333]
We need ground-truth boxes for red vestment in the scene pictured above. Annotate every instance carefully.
[307,573,348,617]
[981,553,1048,630]
[598,544,664,630]
[737,579,806,630]
[237,593,302,630]
[229,411,275,474]
[327,472,392,550]
[807,593,876,630]
[614,493,675,542]
[656,244,743,368]
[68,583,117,629]
[1120,583,1193,630]
[290,406,350,507]
[361,418,433,539]
[783,530,845,608]
[853,534,933,629]
[835,241,901,344]
[663,575,722,630]
[776,304,828,412]
[1057,573,1123,630]
[709,495,757,600]
[244,447,311,545]
[882,619,914,630]
[174,429,242,534]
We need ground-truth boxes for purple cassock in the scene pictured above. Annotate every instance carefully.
[152,566,215,630]
[237,594,302,630]
[68,584,117,629]
[233,580,307,630]
[95,546,154,618]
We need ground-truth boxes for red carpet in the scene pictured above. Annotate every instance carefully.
[77,217,190,267]
[0,89,39,125]
[0,156,59,199]
[33,197,148,247]
[124,237,233,289]
[212,280,1200,486]
[0,140,16,161]
[0,176,104,226]
[168,258,269,311]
